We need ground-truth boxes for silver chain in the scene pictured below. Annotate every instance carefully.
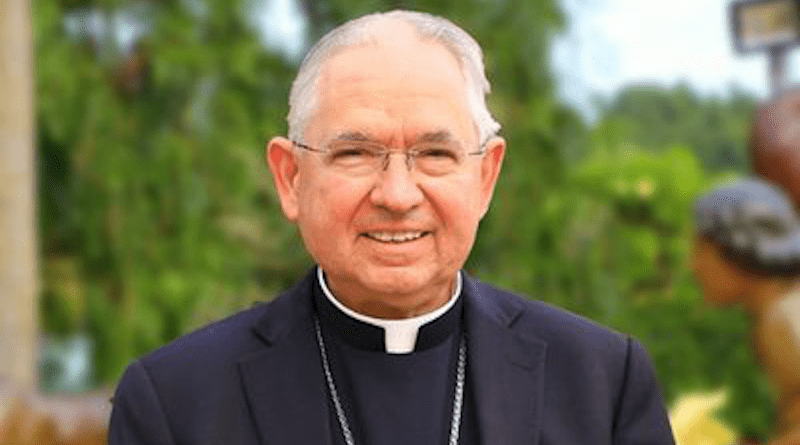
[313,319,466,445]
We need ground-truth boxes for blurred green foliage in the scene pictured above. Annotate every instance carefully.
[34,0,771,440]
[36,0,309,384]
[595,84,756,172]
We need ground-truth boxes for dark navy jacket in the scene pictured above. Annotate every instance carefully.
[108,269,675,445]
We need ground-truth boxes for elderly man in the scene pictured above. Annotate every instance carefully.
[108,10,674,445]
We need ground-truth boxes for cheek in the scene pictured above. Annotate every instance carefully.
[426,181,483,239]
[297,177,366,230]
[454,180,487,223]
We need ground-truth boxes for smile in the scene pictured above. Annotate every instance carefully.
[363,231,428,243]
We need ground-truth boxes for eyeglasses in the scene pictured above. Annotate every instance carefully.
[292,139,488,177]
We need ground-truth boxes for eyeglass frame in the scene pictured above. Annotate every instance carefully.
[290,136,492,177]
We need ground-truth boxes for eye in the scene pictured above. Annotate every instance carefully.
[332,147,369,158]
[328,144,381,167]
[416,146,459,160]
[414,145,462,176]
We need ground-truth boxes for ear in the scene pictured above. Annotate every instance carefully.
[478,136,505,219]
[266,137,300,221]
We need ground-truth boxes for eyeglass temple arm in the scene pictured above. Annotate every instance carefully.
[292,141,325,153]
[468,136,496,155]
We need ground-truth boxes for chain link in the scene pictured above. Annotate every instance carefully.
[313,319,466,445]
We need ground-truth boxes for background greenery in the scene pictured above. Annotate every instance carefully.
[34,0,770,440]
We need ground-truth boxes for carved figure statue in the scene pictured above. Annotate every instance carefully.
[692,178,800,445]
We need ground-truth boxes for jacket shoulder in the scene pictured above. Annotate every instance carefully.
[140,302,268,367]
[468,278,630,359]
[137,270,314,372]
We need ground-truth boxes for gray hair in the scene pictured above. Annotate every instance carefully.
[287,10,501,144]
[694,178,800,276]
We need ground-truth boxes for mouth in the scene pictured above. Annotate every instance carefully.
[363,231,429,243]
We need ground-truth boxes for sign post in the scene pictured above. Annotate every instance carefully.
[731,0,800,97]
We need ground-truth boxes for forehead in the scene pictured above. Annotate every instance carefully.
[323,22,463,83]
[308,25,474,143]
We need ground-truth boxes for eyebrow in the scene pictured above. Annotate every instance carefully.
[330,130,456,144]
[331,131,371,142]
[416,130,455,143]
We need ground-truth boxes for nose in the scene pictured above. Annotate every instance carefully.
[369,152,424,214]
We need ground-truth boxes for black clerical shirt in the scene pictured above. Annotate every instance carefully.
[313,272,478,445]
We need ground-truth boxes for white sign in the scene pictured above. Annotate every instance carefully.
[734,0,800,52]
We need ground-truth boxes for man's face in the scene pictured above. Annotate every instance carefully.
[267,25,504,318]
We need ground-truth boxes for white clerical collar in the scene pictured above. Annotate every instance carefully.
[316,267,462,354]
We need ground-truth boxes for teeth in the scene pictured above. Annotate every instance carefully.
[366,231,425,243]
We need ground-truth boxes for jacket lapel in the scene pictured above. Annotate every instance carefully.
[238,272,333,445]
[464,277,547,445]
[236,270,547,445]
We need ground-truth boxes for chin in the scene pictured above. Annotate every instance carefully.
[363,268,430,292]
[371,262,456,293]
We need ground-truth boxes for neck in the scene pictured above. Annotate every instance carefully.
[316,267,462,353]
[320,269,459,320]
